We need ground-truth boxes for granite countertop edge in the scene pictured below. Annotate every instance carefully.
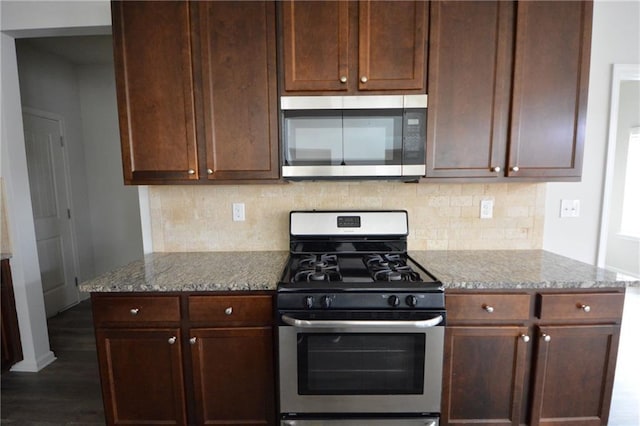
[79,250,640,293]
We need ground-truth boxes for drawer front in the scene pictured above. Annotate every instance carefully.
[188,295,273,325]
[538,292,625,321]
[92,295,181,325]
[446,293,531,322]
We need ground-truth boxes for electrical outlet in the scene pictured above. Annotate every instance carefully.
[560,199,580,218]
[480,199,494,219]
[232,203,245,221]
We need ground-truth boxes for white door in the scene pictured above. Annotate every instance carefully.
[23,110,79,317]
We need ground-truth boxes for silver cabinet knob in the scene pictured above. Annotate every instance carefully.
[189,337,197,345]
[492,166,501,173]
[521,334,530,343]
[130,308,139,316]
[580,304,591,313]
[168,336,177,345]
[207,168,213,175]
[224,307,233,315]
[360,75,368,83]
[542,333,551,342]
[511,166,520,172]
[483,304,494,313]
[339,75,347,83]
[187,169,195,175]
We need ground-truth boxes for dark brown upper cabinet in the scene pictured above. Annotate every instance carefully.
[281,0,428,94]
[193,1,279,181]
[507,0,591,179]
[426,0,592,180]
[113,1,198,183]
[113,1,279,184]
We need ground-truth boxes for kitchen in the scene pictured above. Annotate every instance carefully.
[1,1,639,426]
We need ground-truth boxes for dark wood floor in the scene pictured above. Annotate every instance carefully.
[1,299,105,425]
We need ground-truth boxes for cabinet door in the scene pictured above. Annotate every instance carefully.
[190,327,275,425]
[426,1,513,178]
[441,326,529,426]
[95,328,187,425]
[281,1,350,92]
[112,1,199,184]
[507,1,592,178]
[194,1,279,180]
[358,0,427,92]
[530,325,620,426]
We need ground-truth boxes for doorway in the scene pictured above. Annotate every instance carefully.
[598,64,640,277]
[15,35,144,318]
[23,109,79,316]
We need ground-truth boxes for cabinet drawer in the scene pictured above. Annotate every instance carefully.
[538,292,625,321]
[188,295,273,325]
[446,293,531,322]
[92,295,181,325]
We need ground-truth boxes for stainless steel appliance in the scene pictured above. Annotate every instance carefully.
[277,211,445,426]
[280,95,427,179]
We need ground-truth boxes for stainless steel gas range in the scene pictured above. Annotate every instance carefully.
[277,210,446,426]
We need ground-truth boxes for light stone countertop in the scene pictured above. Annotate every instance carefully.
[79,250,639,293]
[79,251,289,292]
[410,250,640,290]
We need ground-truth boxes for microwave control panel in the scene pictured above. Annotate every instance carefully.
[403,109,427,164]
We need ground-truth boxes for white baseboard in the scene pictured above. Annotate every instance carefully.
[9,350,57,372]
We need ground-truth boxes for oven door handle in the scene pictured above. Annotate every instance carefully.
[280,314,444,329]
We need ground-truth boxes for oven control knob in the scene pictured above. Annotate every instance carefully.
[321,295,332,309]
[406,295,418,307]
[304,296,314,309]
[388,295,400,307]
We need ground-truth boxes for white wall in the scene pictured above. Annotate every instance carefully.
[17,42,96,285]
[0,0,111,372]
[77,64,143,275]
[543,0,640,264]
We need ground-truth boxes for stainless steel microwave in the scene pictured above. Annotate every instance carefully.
[280,95,427,179]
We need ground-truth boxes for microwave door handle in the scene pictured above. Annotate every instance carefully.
[281,314,443,329]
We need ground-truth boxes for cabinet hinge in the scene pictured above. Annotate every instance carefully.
[60,136,64,147]
[67,208,71,219]
[74,277,79,287]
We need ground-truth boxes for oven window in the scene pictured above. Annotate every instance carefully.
[297,333,425,395]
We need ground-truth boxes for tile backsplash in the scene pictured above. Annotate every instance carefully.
[149,182,545,252]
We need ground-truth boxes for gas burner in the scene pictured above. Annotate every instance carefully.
[293,264,342,283]
[299,254,338,269]
[366,253,404,269]
[369,258,422,282]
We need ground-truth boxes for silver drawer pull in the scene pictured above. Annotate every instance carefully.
[168,336,177,345]
[521,334,530,343]
[224,307,233,315]
[130,308,139,316]
[189,337,197,345]
[483,304,495,313]
[542,333,551,342]
[580,304,591,313]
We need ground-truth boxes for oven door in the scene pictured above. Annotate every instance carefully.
[278,312,444,415]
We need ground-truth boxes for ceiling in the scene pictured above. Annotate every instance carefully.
[17,35,114,65]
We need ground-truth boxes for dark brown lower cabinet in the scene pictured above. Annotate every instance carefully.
[530,325,620,426]
[1,259,23,371]
[95,328,187,425]
[191,327,275,425]
[92,292,276,426]
[441,290,624,426]
[442,326,529,425]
